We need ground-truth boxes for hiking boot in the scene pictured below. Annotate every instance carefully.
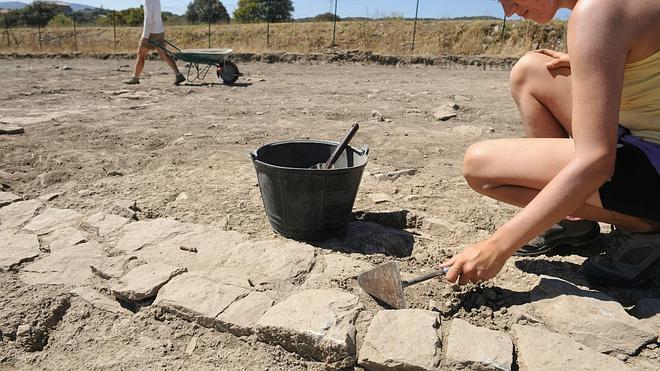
[515,219,600,257]
[174,74,185,85]
[123,76,140,85]
[583,228,660,287]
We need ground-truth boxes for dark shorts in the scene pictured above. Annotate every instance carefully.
[139,33,165,50]
[599,142,660,221]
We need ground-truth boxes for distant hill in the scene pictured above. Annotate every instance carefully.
[0,1,98,11]
[0,1,26,9]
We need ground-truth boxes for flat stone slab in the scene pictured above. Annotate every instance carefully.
[216,291,275,337]
[632,298,660,338]
[513,324,632,370]
[445,319,513,371]
[114,219,203,252]
[154,271,251,328]
[0,200,43,231]
[83,212,130,237]
[0,123,24,134]
[358,309,442,371]
[90,254,137,280]
[19,241,105,286]
[111,262,187,301]
[70,287,131,315]
[255,289,362,364]
[223,240,315,285]
[40,226,87,252]
[322,254,374,280]
[527,276,656,355]
[0,192,21,208]
[22,208,83,235]
[0,230,40,271]
[130,227,246,272]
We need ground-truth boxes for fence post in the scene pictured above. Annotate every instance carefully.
[113,10,117,50]
[207,0,211,48]
[37,23,42,50]
[72,11,78,51]
[412,0,419,52]
[331,0,338,47]
[501,16,507,40]
[266,0,271,48]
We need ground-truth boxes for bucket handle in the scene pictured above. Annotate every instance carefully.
[359,145,370,156]
[248,150,257,161]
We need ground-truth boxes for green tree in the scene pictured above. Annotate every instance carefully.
[47,13,73,27]
[233,0,294,23]
[118,7,144,27]
[22,1,67,27]
[186,0,230,24]
[313,12,340,22]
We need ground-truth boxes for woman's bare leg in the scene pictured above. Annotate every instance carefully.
[463,138,660,233]
[510,52,574,138]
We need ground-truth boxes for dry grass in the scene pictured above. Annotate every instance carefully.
[0,20,566,57]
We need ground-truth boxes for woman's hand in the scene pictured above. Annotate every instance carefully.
[440,238,511,285]
[533,49,570,70]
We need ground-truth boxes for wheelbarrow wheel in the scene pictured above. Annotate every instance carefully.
[217,61,240,84]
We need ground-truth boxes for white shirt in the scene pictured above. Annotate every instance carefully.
[142,0,165,38]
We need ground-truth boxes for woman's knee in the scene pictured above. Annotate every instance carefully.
[510,52,551,98]
[462,142,497,192]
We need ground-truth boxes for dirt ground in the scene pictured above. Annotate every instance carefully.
[1,57,658,370]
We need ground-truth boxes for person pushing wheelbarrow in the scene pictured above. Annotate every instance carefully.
[123,0,185,86]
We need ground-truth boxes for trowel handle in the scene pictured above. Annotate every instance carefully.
[401,267,450,287]
[324,123,360,169]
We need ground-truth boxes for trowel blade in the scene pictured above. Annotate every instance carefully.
[357,261,406,309]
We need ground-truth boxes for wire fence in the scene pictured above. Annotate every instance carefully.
[0,1,567,56]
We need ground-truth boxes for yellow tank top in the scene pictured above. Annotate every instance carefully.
[620,49,660,144]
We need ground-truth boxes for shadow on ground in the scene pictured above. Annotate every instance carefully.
[310,219,415,257]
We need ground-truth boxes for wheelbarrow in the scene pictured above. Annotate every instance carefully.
[149,39,241,84]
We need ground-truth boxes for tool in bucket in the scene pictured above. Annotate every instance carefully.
[310,123,360,169]
[357,261,450,309]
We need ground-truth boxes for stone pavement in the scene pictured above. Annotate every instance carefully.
[0,193,658,370]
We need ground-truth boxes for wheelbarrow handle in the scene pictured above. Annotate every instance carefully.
[401,267,450,287]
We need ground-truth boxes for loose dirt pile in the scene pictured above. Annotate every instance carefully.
[0,58,657,370]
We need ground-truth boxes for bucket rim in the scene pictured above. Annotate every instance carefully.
[250,139,369,172]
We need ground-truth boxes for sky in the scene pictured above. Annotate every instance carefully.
[22,1,571,19]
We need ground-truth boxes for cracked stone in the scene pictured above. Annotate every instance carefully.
[216,291,275,337]
[22,208,83,235]
[0,192,21,208]
[70,287,131,315]
[445,318,513,371]
[111,262,187,301]
[114,219,203,252]
[358,309,441,371]
[527,276,656,355]
[322,254,374,280]
[222,240,315,285]
[129,227,246,272]
[40,227,87,252]
[19,241,105,286]
[632,298,660,338]
[154,271,251,328]
[0,230,40,271]
[255,289,362,365]
[0,200,43,231]
[513,324,632,370]
[82,212,130,237]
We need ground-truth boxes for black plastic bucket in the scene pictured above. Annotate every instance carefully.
[251,140,369,240]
